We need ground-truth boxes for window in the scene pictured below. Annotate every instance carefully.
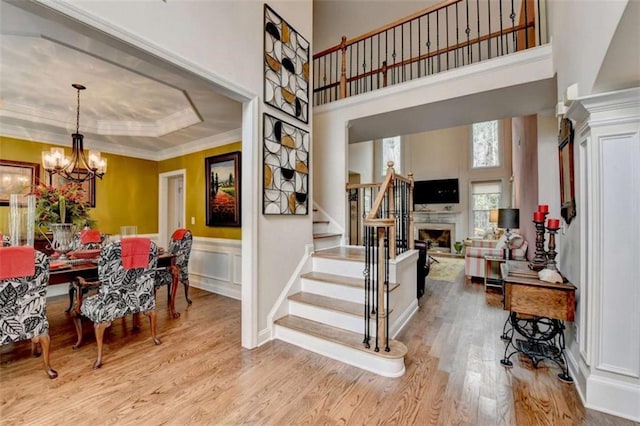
[471,181,501,236]
[382,136,401,175]
[472,120,500,168]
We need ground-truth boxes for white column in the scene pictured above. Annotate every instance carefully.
[566,87,640,422]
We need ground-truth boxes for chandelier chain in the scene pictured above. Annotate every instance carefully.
[76,88,80,134]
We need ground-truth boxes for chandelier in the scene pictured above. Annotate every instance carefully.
[42,84,107,184]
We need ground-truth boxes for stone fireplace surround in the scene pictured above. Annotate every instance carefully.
[414,210,462,253]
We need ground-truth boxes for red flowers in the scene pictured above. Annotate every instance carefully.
[35,182,91,226]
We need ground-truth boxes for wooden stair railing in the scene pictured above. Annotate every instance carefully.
[359,162,414,352]
[313,0,547,105]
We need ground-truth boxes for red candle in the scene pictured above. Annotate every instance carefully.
[538,204,549,213]
[533,211,545,222]
[547,218,560,229]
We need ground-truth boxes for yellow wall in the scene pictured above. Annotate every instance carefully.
[0,136,158,235]
[159,142,242,240]
[0,136,242,238]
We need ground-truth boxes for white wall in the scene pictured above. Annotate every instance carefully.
[344,121,514,237]
[313,0,441,53]
[314,49,553,233]
[348,140,374,183]
[549,0,628,98]
[39,0,314,342]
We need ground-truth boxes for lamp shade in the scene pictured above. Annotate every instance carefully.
[498,208,520,229]
[489,209,499,224]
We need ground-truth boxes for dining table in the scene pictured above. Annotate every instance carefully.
[49,253,182,320]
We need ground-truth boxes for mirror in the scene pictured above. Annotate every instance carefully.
[558,118,576,224]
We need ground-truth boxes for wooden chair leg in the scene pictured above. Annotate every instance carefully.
[132,312,140,331]
[71,312,83,349]
[93,321,111,369]
[32,334,58,379]
[183,279,192,305]
[144,309,162,345]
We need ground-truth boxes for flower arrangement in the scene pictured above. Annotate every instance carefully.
[34,182,92,227]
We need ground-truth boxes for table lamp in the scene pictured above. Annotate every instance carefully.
[498,208,519,259]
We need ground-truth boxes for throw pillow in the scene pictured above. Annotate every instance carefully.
[495,234,507,250]
[510,233,525,249]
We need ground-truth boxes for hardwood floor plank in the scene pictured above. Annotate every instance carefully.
[1,270,634,425]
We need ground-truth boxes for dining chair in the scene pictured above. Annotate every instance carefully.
[154,229,193,306]
[64,229,105,313]
[0,246,58,378]
[75,238,160,369]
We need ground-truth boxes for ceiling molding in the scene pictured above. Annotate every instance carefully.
[155,128,243,161]
[0,123,158,160]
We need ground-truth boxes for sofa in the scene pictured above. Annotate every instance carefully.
[464,234,528,280]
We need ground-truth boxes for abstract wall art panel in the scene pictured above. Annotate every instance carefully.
[263,113,309,215]
[264,4,309,124]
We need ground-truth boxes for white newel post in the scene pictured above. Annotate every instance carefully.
[566,87,640,422]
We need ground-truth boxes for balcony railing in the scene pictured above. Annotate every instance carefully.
[313,0,547,105]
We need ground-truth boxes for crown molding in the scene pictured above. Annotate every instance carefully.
[154,128,242,161]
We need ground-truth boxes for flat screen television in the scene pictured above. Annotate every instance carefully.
[413,178,459,205]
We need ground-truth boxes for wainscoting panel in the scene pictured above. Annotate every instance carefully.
[189,237,242,300]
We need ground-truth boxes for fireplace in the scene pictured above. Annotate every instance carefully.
[416,223,455,253]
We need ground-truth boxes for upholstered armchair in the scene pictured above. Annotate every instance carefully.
[64,229,105,313]
[155,229,193,307]
[74,238,161,369]
[0,247,57,378]
[464,234,528,280]
[1,234,10,246]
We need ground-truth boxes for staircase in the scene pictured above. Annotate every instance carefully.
[274,246,410,378]
[312,207,341,250]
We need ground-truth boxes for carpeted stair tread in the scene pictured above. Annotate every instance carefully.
[275,315,407,359]
[301,271,400,292]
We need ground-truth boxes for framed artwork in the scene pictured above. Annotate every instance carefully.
[263,113,309,215]
[264,4,310,124]
[558,118,576,225]
[205,152,241,227]
[0,160,40,206]
[49,170,96,207]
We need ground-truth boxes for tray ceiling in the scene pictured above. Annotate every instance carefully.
[0,1,242,160]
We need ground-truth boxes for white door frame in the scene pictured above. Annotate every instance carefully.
[158,169,187,248]
[36,0,260,350]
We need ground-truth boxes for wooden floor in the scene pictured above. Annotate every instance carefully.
[1,276,636,425]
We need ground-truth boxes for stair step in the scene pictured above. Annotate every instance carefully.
[289,292,362,317]
[289,292,393,318]
[313,233,341,239]
[313,246,365,261]
[301,271,400,292]
[275,315,407,359]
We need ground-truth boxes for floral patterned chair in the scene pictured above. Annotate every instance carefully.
[74,238,161,369]
[65,229,105,313]
[154,229,193,307]
[1,233,10,246]
[0,247,58,378]
[71,229,105,251]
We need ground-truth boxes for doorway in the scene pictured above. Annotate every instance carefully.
[159,169,186,248]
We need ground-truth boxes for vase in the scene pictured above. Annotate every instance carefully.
[454,241,464,255]
[48,223,76,260]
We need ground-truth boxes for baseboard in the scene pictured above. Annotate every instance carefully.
[585,375,640,422]
[391,299,419,339]
[257,327,271,347]
[190,274,241,300]
[46,284,69,299]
